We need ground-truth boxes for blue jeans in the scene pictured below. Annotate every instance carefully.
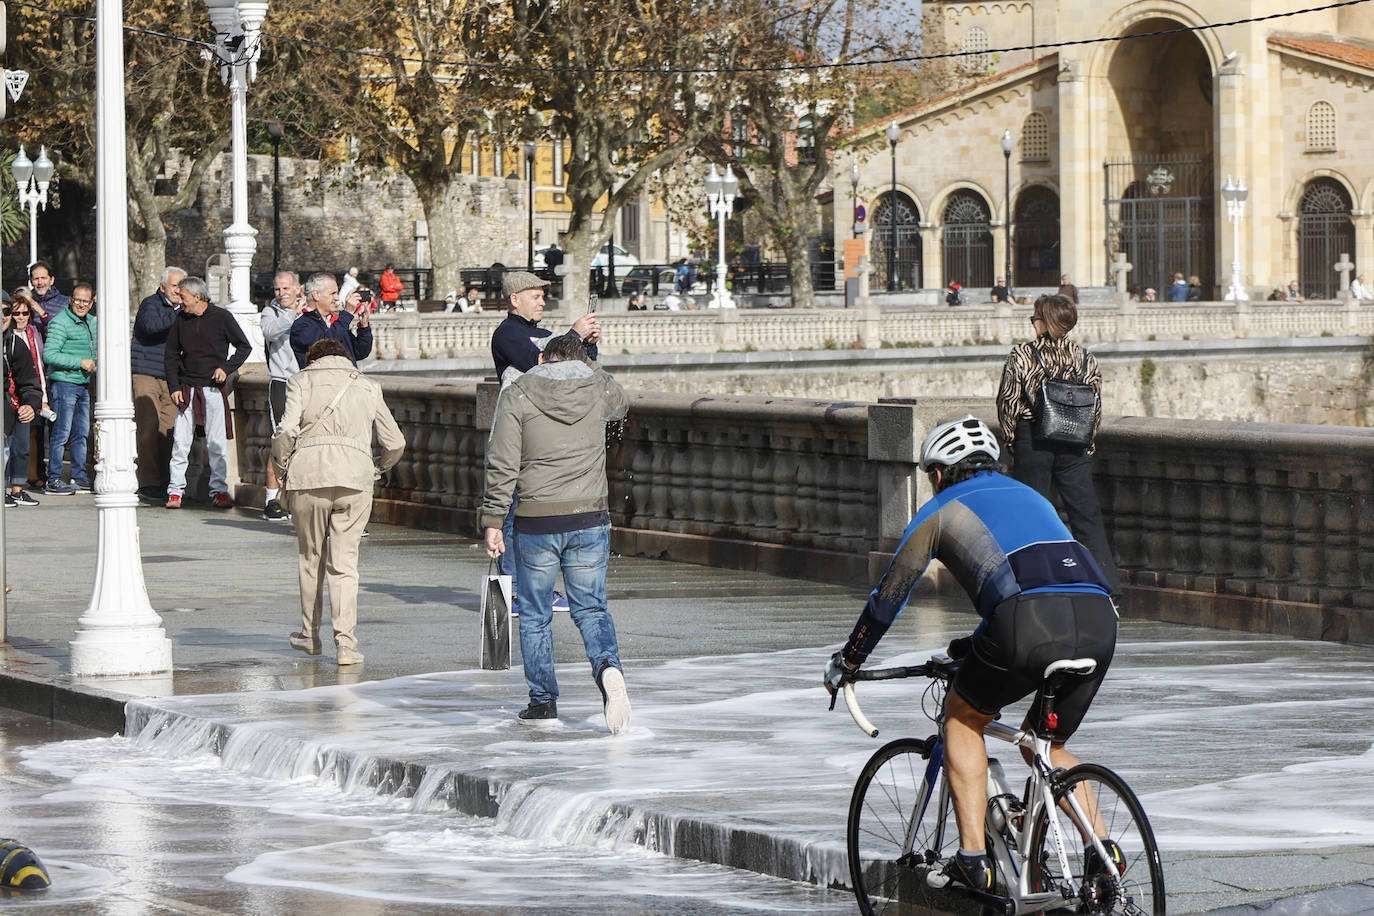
[499,498,518,579]
[48,380,90,486]
[515,523,620,705]
[6,419,30,487]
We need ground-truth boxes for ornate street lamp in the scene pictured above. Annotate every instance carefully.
[704,164,738,309]
[1222,176,1249,301]
[68,0,173,676]
[885,121,899,292]
[524,141,536,271]
[11,145,55,267]
[205,0,269,360]
[1000,129,1014,298]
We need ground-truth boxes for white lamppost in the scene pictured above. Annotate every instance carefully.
[11,146,55,267]
[68,0,173,677]
[205,0,269,361]
[1222,175,1249,301]
[703,164,738,309]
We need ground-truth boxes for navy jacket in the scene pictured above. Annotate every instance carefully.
[132,290,178,379]
[491,313,598,379]
[842,471,1110,666]
[290,309,373,368]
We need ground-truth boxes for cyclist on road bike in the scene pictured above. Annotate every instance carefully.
[823,415,1119,894]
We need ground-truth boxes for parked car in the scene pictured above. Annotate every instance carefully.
[533,243,639,278]
[622,266,676,295]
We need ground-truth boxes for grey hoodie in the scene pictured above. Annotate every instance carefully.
[480,359,629,531]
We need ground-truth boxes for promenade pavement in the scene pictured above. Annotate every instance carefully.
[2,496,1374,914]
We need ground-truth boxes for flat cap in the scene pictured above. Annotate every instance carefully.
[501,270,550,298]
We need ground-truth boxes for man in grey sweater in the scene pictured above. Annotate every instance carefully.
[258,270,305,520]
[480,334,631,733]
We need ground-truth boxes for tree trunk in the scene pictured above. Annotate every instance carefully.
[780,227,816,310]
[418,175,476,300]
[126,144,171,311]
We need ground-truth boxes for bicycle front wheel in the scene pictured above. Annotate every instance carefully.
[847,736,957,915]
[1028,762,1166,915]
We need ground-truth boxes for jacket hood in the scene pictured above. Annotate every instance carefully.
[515,360,602,424]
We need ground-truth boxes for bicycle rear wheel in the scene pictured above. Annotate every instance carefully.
[847,736,957,915]
[1028,762,1166,915]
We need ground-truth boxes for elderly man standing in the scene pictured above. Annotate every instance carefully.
[481,334,631,732]
[42,283,97,495]
[290,273,373,368]
[164,276,251,510]
[271,338,404,666]
[131,266,185,503]
[258,270,305,520]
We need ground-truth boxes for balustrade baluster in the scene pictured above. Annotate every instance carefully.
[772,441,800,539]
[1319,470,1360,607]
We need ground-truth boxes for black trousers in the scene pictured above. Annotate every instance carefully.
[1011,421,1120,595]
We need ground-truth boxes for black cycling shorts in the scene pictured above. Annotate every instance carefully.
[952,591,1117,743]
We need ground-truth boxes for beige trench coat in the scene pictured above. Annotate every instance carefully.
[270,355,405,489]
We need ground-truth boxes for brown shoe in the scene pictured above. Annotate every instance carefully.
[289,631,321,656]
[336,645,365,666]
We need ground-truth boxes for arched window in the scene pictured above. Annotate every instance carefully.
[1298,178,1354,299]
[963,27,990,71]
[1013,186,1060,287]
[1306,101,1337,152]
[871,192,923,291]
[1021,112,1049,162]
[942,190,994,287]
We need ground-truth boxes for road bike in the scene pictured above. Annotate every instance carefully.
[840,655,1165,915]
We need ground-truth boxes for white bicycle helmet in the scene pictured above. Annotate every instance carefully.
[918,415,1000,471]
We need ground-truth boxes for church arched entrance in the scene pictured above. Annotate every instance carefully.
[942,191,994,288]
[1298,179,1355,300]
[1013,186,1060,288]
[872,192,922,291]
[1102,20,1215,293]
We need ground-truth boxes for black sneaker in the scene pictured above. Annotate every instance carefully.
[43,481,74,495]
[1083,838,1125,880]
[10,490,38,507]
[595,662,632,734]
[262,499,288,521]
[72,480,93,492]
[517,700,557,722]
[3,494,15,509]
[927,852,995,892]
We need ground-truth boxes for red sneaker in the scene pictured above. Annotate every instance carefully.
[211,491,232,509]
[165,494,182,509]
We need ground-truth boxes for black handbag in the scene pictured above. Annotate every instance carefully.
[1030,345,1098,448]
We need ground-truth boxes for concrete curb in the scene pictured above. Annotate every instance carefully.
[0,669,126,734]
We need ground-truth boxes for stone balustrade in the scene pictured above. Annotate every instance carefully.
[232,371,1374,644]
[363,299,1374,360]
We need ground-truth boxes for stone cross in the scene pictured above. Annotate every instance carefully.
[1336,252,1354,301]
[1110,252,1133,300]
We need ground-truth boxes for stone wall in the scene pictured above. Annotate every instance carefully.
[231,371,1374,644]
[163,153,530,280]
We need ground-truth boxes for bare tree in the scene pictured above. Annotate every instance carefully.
[512,0,739,312]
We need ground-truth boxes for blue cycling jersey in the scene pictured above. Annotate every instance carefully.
[842,470,1110,665]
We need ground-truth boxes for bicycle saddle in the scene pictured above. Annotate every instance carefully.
[1042,658,1097,680]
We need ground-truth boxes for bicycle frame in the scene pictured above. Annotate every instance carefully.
[844,661,1132,915]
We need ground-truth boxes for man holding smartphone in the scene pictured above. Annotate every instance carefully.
[289,273,373,368]
[259,270,306,519]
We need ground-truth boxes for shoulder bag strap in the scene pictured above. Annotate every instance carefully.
[297,370,361,440]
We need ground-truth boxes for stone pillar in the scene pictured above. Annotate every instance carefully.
[399,309,421,360]
[919,223,939,289]
[867,403,921,556]
[475,380,501,432]
[715,307,741,350]
[1056,58,1095,285]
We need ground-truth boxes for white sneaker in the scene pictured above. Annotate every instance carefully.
[597,665,631,735]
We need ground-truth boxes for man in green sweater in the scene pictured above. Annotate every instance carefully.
[42,283,96,494]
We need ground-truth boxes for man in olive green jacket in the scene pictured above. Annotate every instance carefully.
[270,339,405,665]
[480,334,631,732]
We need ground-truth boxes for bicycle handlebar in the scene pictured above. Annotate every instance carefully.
[842,656,959,738]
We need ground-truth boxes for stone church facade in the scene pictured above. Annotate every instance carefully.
[838,0,1374,299]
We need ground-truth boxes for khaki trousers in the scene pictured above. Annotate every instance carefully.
[290,486,372,650]
[132,374,178,489]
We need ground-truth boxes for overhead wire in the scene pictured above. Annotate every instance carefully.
[4,0,1372,78]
